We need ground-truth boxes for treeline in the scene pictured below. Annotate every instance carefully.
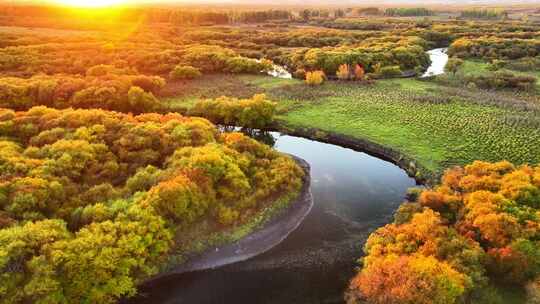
[460,9,506,20]
[348,161,540,304]
[0,66,164,113]
[449,37,540,61]
[189,94,276,129]
[0,106,304,303]
[385,8,434,17]
[0,5,292,28]
[287,36,429,77]
[149,9,292,25]
[231,10,291,23]
[0,38,272,78]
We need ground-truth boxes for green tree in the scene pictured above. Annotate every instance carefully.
[445,58,464,75]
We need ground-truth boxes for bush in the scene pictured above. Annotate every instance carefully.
[505,57,540,72]
[466,71,537,91]
[336,64,352,80]
[127,86,161,113]
[86,64,117,77]
[143,175,209,224]
[225,57,273,74]
[354,64,365,81]
[448,37,540,61]
[305,70,325,85]
[527,279,540,304]
[189,94,277,129]
[445,58,464,75]
[131,75,166,94]
[379,65,402,78]
[289,36,429,76]
[293,68,307,79]
[169,65,202,80]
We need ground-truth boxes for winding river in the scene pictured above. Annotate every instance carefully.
[124,48,450,304]
[422,48,449,77]
[265,47,448,79]
[127,132,416,304]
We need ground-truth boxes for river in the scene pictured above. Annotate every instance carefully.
[127,132,416,304]
[422,48,449,77]
[267,48,448,79]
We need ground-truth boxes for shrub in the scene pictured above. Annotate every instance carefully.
[131,75,166,94]
[448,37,540,61]
[305,70,325,85]
[336,64,351,80]
[127,86,161,113]
[527,279,540,304]
[189,94,276,129]
[445,58,464,75]
[505,57,540,72]
[143,175,209,224]
[169,65,202,80]
[466,71,537,91]
[293,68,307,79]
[379,65,402,78]
[86,64,117,77]
[354,64,365,81]
[225,57,273,74]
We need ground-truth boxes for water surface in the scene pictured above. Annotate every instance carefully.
[128,132,416,304]
[422,48,449,77]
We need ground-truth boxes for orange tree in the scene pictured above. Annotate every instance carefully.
[349,161,540,304]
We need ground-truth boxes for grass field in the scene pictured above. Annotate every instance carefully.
[460,59,540,90]
[164,74,540,180]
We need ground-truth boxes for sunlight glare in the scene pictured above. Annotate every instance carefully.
[55,0,126,7]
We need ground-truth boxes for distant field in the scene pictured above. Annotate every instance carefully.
[0,25,97,36]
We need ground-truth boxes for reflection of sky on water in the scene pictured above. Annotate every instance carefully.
[128,133,417,304]
[272,133,415,222]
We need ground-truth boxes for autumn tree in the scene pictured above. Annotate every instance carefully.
[0,106,305,302]
[350,255,468,304]
[189,94,276,129]
[445,58,464,75]
[305,70,325,86]
[336,64,351,80]
[351,161,540,303]
[354,64,365,81]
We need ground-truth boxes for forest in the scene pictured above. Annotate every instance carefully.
[0,2,539,304]
[348,161,540,304]
[0,106,304,302]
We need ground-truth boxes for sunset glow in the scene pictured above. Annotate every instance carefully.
[55,0,126,7]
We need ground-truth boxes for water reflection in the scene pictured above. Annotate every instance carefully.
[128,133,416,304]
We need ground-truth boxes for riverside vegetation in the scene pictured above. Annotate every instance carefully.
[0,3,539,304]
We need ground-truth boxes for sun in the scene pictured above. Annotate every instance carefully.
[55,0,126,7]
